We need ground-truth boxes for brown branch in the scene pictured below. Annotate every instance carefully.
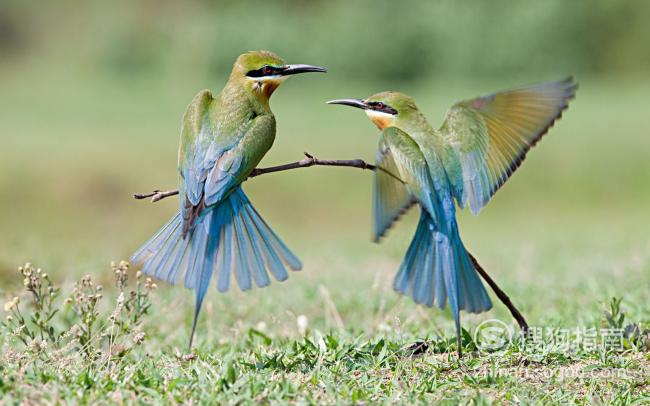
[132,152,529,334]
[133,189,179,202]
[133,152,376,203]
[468,252,529,333]
[249,152,376,178]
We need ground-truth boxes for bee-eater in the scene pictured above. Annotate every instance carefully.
[131,50,326,347]
[328,78,577,355]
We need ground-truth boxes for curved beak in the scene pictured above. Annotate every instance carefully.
[326,98,369,110]
[280,64,327,76]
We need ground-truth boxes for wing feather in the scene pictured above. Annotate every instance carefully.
[438,77,577,213]
[373,127,438,241]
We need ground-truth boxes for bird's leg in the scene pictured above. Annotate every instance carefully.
[457,313,463,358]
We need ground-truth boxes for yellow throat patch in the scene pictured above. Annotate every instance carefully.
[249,76,287,100]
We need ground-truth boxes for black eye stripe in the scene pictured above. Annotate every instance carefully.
[368,101,398,115]
[246,65,281,78]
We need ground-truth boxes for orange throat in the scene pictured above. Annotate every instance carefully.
[365,110,395,130]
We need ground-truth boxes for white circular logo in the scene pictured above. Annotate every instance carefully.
[474,319,512,352]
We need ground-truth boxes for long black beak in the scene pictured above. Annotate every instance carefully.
[326,98,368,110]
[280,64,327,76]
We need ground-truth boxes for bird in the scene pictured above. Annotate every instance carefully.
[131,50,326,348]
[328,78,577,356]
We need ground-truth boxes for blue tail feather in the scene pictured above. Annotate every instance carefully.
[216,213,232,292]
[240,208,273,287]
[237,207,270,289]
[161,232,190,283]
[244,205,288,282]
[141,224,181,280]
[411,235,428,305]
[166,237,191,284]
[131,213,180,265]
[419,243,435,307]
[189,211,220,349]
[433,240,446,308]
[245,202,302,270]
[231,199,253,291]
[450,225,492,313]
[130,186,300,347]
[393,222,423,295]
[184,218,209,290]
[393,210,492,353]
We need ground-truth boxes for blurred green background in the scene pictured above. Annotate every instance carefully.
[1,0,648,321]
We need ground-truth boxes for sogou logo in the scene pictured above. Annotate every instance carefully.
[474,319,512,352]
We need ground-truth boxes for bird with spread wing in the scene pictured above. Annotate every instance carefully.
[328,78,577,355]
[131,51,326,348]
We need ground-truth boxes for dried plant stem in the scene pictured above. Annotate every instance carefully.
[468,253,529,332]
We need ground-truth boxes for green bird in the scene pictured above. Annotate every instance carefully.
[131,50,326,347]
[328,78,577,355]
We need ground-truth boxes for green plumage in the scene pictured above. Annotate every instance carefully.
[329,78,577,356]
[132,51,326,348]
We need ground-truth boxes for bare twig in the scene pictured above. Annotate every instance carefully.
[468,252,529,333]
[133,152,376,203]
[249,152,376,178]
[133,189,179,202]
[132,152,529,333]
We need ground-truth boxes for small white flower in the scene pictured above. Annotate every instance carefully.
[132,332,145,345]
[4,297,19,312]
[256,321,267,332]
[297,314,308,335]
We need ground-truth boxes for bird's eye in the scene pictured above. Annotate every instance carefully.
[376,102,385,110]
[262,66,272,75]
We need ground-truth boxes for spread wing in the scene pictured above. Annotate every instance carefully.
[438,77,577,214]
[373,126,437,241]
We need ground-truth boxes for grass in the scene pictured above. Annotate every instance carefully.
[1,61,650,402]
[1,261,648,403]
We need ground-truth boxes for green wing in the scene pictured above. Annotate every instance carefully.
[374,127,437,241]
[179,89,216,205]
[438,77,577,214]
[178,89,275,235]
